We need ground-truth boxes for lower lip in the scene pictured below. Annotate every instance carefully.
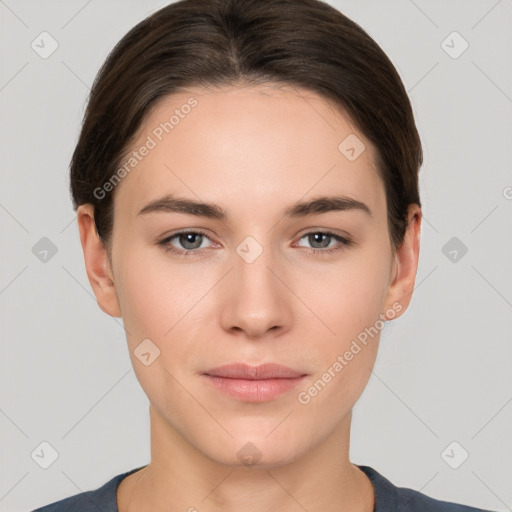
[203,375,306,402]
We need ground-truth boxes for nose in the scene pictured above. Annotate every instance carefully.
[218,242,293,340]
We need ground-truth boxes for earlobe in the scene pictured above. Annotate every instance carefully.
[76,204,122,318]
[383,204,422,320]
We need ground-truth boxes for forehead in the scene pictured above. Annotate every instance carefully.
[112,83,385,221]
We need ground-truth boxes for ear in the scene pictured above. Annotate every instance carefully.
[382,204,422,319]
[76,204,122,318]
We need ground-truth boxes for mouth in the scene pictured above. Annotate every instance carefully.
[202,363,308,402]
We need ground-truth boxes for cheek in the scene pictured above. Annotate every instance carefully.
[115,246,197,336]
[301,249,392,339]
[114,249,213,378]
[114,253,203,407]
[295,243,391,399]
[295,264,387,417]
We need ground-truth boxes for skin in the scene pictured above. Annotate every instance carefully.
[77,83,421,512]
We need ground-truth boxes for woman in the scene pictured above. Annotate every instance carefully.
[33,0,497,510]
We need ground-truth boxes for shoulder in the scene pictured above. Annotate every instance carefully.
[357,465,497,512]
[32,466,146,512]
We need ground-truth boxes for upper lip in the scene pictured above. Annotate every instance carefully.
[204,363,306,380]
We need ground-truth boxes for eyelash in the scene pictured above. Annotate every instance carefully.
[158,229,353,257]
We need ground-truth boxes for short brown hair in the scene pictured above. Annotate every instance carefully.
[70,0,422,253]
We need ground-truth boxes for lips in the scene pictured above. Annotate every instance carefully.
[202,363,307,402]
[204,363,305,380]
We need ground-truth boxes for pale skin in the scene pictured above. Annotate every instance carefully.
[77,83,421,511]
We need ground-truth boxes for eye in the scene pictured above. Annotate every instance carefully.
[158,229,353,257]
[294,231,353,255]
[158,230,215,256]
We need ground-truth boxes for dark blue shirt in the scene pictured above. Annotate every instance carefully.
[32,464,497,511]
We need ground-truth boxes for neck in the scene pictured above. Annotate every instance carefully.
[118,405,374,512]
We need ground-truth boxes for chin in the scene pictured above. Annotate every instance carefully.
[198,431,310,469]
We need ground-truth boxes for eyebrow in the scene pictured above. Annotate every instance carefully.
[137,194,372,219]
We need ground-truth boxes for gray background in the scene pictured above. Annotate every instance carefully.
[1,0,511,510]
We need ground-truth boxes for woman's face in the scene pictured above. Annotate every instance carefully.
[80,83,419,467]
